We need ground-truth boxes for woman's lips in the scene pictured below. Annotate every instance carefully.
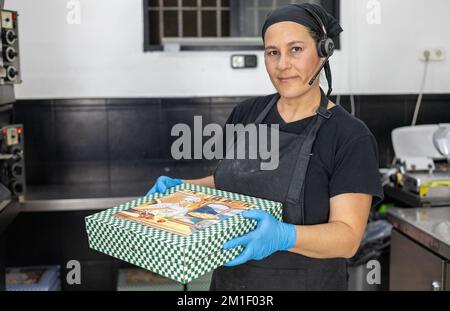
[279,76,298,82]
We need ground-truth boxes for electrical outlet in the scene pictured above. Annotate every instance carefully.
[432,48,446,61]
[420,48,446,62]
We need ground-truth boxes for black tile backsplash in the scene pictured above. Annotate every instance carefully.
[107,98,161,161]
[54,100,108,162]
[14,94,450,188]
[14,101,54,162]
[160,98,212,159]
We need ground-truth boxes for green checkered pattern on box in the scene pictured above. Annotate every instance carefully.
[85,183,282,284]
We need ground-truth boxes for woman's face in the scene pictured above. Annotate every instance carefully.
[264,22,322,98]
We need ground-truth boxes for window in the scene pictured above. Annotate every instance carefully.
[143,0,340,51]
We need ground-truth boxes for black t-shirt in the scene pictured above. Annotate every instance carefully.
[217,94,384,225]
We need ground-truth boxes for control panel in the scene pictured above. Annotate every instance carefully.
[0,10,21,85]
[0,124,25,199]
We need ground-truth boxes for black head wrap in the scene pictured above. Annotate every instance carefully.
[261,3,343,97]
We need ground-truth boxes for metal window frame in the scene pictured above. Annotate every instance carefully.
[143,0,340,52]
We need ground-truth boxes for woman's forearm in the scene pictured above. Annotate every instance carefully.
[288,221,361,259]
[183,175,215,188]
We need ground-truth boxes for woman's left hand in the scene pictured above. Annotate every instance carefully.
[223,210,297,266]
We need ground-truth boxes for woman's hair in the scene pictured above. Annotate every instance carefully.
[307,27,321,44]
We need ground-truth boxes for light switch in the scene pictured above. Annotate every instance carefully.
[231,55,257,69]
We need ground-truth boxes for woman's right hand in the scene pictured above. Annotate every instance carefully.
[146,176,183,196]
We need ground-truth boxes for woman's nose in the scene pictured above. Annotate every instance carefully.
[277,53,291,70]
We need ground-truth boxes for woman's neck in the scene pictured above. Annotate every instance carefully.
[277,87,323,123]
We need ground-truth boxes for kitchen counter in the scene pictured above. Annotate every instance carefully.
[388,206,450,260]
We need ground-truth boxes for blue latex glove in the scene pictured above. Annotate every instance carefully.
[146,176,183,196]
[223,210,297,267]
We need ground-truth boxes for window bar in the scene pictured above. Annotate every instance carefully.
[158,0,164,41]
[253,0,258,37]
[272,0,277,38]
[197,0,202,37]
[216,0,222,37]
[178,0,183,37]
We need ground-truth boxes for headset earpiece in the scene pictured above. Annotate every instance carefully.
[318,38,334,58]
[303,7,334,58]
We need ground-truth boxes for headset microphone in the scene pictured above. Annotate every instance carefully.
[303,7,335,92]
[308,54,331,86]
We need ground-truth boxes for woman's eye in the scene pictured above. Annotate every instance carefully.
[267,50,278,56]
[292,46,303,53]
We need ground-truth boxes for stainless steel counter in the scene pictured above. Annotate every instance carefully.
[388,207,450,291]
[20,182,146,212]
[388,206,450,260]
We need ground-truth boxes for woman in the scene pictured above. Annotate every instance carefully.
[147,3,383,291]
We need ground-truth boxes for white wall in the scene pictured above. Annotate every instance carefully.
[7,0,450,99]
[347,0,450,95]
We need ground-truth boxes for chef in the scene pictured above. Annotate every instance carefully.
[147,3,384,290]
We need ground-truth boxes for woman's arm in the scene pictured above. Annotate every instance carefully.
[288,193,372,259]
[183,175,215,188]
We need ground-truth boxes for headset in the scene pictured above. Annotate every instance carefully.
[303,6,335,86]
[304,6,335,58]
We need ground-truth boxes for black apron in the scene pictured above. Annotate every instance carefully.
[210,88,347,291]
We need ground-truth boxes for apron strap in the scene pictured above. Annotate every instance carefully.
[254,93,280,125]
[224,93,278,156]
[284,88,333,224]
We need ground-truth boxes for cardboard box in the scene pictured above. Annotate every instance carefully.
[6,265,61,291]
[85,183,282,284]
